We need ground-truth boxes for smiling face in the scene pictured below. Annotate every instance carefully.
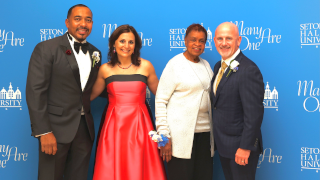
[65,6,93,42]
[184,30,206,60]
[114,32,135,58]
[214,22,242,60]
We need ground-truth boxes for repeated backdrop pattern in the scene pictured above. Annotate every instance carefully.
[0,0,319,179]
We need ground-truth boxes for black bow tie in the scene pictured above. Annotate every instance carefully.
[74,41,89,54]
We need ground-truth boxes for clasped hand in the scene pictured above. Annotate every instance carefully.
[160,139,172,162]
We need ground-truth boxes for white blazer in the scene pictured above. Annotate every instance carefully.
[155,53,214,159]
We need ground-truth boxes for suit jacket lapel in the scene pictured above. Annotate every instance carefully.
[213,64,220,81]
[212,65,230,106]
[215,66,231,98]
[212,51,244,106]
[60,34,82,90]
[211,63,221,106]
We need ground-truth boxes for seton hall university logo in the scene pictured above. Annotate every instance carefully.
[169,23,213,51]
[263,82,278,110]
[0,82,22,110]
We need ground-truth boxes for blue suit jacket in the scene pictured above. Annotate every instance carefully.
[210,51,264,159]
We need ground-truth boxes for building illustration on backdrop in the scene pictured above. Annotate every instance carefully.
[264,82,278,99]
[206,26,213,49]
[263,82,278,110]
[0,83,21,100]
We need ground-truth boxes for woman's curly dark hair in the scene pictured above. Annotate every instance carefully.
[185,23,207,42]
[108,24,142,66]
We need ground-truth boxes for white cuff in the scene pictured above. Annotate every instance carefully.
[35,131,52,137]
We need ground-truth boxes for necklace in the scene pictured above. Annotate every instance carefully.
[184,52,199,63]
[118,63,132,69]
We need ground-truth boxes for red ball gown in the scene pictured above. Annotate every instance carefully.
[93,74,167,180]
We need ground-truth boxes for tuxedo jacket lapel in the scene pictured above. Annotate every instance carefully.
[88,46,94,66]
[84,46,95,91]
[59,34,82,90]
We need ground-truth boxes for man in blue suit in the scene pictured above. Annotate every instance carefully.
[211,22,264,180]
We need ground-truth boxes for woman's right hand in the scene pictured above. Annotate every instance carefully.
[160,138,172,162]
[90,64,107,101]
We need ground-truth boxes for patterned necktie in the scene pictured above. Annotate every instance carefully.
[214,61,228,94]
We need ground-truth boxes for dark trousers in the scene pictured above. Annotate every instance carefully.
[219,152,260,180]
[38,116,93,180]
[167,132,213,180]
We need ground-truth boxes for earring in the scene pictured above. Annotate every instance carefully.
[113,47,115,53]
[132,51,134,54]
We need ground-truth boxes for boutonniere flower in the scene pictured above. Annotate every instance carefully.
[66,49,71,55]
[92,51,100,67]
[226,60,240,77]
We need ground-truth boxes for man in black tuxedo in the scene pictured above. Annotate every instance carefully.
[26,4,101,180]
[211,22,264,180]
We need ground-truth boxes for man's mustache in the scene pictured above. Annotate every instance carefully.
[220,46,230,49]
[76,27,89,32]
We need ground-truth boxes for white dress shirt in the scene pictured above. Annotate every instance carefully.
[67,33,91,91]
[213,48,240,95]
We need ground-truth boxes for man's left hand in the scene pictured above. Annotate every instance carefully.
[235,148,251,166]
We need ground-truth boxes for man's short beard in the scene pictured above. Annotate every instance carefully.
[78,34,85,41]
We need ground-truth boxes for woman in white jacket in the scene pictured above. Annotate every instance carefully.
[155,24,214,180]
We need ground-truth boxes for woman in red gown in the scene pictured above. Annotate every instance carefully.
[90,25,166,180]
